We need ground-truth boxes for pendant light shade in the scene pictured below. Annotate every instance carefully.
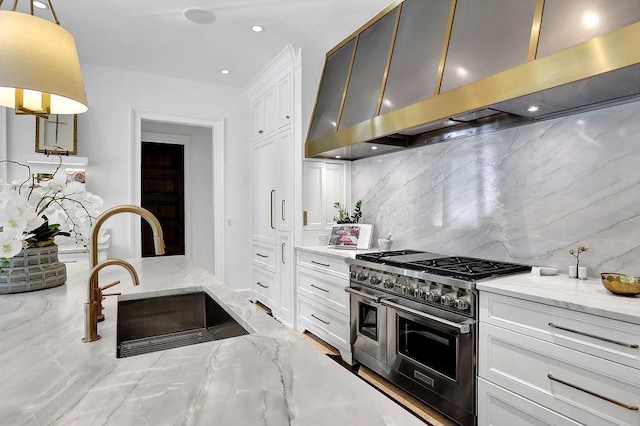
[0,10,88,116]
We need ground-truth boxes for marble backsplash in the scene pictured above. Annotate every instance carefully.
[351,100,640,276]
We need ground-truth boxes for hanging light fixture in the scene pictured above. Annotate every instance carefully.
[0,0,87,118]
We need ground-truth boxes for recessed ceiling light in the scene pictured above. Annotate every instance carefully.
[582,11,600,28]
[183,8,216,25]
[251,25,265,32]
[33,1,47,9]
[527,105,540,112]
[371,146,378,150]
[335,155,341,159]
[220,69,231,75]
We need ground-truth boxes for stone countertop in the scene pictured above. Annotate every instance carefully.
[0,256,423,426]
[477,273,640,325]
[296,245,379,260]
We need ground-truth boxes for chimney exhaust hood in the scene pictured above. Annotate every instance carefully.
[305,1,640,161]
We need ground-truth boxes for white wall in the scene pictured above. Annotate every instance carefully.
[5,63,251,291]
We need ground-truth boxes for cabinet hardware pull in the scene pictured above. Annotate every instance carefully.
[311,260,330,267]
[270,190,275,229]
[256,253,268,258]
[285,115,290,119]
[258,129,264,134]
[281,243,285,264]
[281,200,285,221]
[548,323,639,349]
[310,284,329,292]
[311,313,330,325]
[547,374,639,411]
[256,281,269,289]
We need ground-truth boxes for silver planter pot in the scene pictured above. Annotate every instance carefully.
[0,245,67,294]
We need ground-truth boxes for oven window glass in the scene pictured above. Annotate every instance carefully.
[358,302,378,341]
[397,316,457,379]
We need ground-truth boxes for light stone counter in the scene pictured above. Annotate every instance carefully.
[0,256,423,425]
[296,245,379,260]
[477,273,640,325]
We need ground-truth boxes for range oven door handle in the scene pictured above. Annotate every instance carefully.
[380,299,473,334]
[344,287,381,303]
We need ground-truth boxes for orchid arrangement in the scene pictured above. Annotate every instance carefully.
[0,160,103,261]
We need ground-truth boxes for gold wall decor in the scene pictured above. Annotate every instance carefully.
[35,114,77,155]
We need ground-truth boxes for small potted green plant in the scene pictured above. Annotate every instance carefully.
[333,200,362,224]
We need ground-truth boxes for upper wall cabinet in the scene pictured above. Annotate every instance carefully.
[307,39,356,141]
[338,9,398,131]
[440,0,537,93]
[536,0,640,58]
[379,0,450,115]
[251,87,276,140]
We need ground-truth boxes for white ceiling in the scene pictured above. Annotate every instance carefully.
[17,0,393,88]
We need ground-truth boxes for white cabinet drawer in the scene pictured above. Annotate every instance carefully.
[297,251,349,280]
[297,294,350,351]
[480,323,640,426]
[480,292,640,369]
[478,378,582,426]
[297,267,349,316]
[251,241,276,272]
[252,266,276,310]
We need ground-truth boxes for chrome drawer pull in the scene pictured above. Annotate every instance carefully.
[311,313,330,325]
[310,284,329,292]
[256,253,268,258]
[256,281,269,289]
[311,260,330,267]
[548,323,639,349]
[548,374,639,411]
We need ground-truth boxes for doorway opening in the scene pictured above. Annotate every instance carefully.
[141,141,185,256]
[132,109,225,280]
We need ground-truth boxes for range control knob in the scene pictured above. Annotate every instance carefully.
[356,272,368,281]
[441,291,458,307]
[413,287,425,299]
[453,296,471,311]
[383,279,396,289]
[425,288,441,302]
[369,275,381,285]
[349,271,357,280]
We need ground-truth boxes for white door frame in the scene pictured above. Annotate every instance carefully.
[131,108,225,280]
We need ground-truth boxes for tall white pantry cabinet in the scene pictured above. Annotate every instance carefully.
[246,46,298,328]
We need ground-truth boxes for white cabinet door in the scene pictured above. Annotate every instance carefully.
[251,87,276,139]
[277,72,292,129]
[276,127,292,232]
[478,378,583,426]
[302,160,347,230]
[276,232,292,327]
[252,265,276,311]
[251,137,277,244]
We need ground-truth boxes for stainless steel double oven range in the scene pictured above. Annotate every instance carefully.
[345,250,530,426]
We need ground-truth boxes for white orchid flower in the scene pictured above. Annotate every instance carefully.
[0,229,25,258]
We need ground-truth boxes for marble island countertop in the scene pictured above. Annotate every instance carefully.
[478,272,640,325]
[0,256,423,425]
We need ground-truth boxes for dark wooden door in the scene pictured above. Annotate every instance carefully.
[141,142,185,257]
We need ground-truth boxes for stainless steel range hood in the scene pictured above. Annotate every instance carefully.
[305,14,640,161]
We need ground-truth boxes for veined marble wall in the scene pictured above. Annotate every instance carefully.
[351,100,640,276]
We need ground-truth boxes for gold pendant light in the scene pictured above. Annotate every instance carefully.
[0,0,88,118]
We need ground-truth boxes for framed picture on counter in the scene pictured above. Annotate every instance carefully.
[328,224,373,249]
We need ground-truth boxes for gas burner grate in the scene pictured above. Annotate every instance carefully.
[355,250,423,262]
[405,257,530,280]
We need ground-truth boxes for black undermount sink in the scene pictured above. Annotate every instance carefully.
[116,290,249,358]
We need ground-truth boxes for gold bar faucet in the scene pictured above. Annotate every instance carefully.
[82,205,165,343]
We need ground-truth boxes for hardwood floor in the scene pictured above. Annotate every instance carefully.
[295,331,454,426]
